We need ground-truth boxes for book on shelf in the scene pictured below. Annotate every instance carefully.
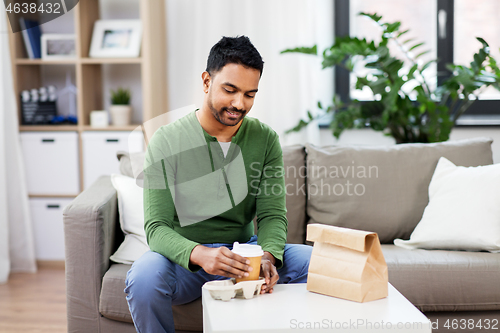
[19,18,42,59]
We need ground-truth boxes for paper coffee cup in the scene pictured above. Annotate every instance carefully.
[232,242,263,282]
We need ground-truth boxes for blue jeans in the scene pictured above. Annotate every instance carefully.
[124,235,313,333]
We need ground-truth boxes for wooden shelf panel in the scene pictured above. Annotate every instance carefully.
[20,125,79,131]
[82,125,143,131]
[81,57,143,64]
[10,0,167,203]
[16,59,77,65]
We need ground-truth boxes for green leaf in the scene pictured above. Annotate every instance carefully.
[307,111,314,120]
[385,22,401,33]
[322,53,345,68]
[473,52,486,68]
[285,119,309,134]
[421,59,436,72]
[470,60,479,73]
[475,75,496,83]
[476,37,489,48]
[408,42,424,52]
[415,50,431,59]
[397,29,410,38]
[317,101,323,109]
[407,64,419,79]
[402,38,416,45]
[446,63,459,72]
[359,12,382,23]
[110,88,131,105]
[360,101,384,118]
[280,45,317,55]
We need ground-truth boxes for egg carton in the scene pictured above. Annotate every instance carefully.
[203,277,266,301]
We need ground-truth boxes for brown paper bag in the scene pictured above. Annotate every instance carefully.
[306,224,388,302]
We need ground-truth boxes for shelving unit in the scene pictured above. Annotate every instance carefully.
[7,0,167,262]
[8,0,167,197]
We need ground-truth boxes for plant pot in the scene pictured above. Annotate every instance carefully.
[109,105,132,126]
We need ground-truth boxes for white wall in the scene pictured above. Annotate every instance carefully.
[318,127,500,163]
[164,0,334,146]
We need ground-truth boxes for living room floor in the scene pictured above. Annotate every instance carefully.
[0,266,66,333]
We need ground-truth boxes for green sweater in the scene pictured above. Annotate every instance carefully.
[143,110,288,272]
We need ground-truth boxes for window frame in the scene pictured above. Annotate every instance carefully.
[319,0,500,128]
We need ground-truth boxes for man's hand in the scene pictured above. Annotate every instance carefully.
[260,251,279,294]
[190,245,252,279]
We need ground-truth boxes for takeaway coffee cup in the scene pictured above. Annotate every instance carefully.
[232,242,263,282]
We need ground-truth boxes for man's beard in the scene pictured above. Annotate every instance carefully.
[208,97,246,126]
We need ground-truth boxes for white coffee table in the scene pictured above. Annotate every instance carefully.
[202,283,431,333]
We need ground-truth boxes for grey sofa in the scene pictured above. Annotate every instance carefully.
[63,137,500,333]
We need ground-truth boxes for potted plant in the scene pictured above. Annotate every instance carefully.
[282,13,500,143]
[109,87,132,126]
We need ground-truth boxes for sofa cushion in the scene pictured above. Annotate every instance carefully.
[305,138,493,243]
[99,264,203,331]
[117,145,308,244]
[282,145,307,244]
[110,174,149,265]
[382,245,500,312]
[395,157,500,252]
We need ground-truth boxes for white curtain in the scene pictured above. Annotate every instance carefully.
[165,0,334,146]
[0,6,37,284]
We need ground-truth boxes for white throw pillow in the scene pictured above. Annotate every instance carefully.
[394,157,500,252]
[110,174,149,264]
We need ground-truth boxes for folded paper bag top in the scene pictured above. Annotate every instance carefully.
[306,224,388,303]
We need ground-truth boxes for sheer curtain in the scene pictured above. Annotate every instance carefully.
[165,0,334,146]
[0,5,37,284]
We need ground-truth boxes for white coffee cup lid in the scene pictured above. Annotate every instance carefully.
[232,242,263,257]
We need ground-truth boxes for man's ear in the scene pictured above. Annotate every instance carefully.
[202,71,211,93]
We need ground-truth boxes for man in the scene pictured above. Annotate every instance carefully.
[125,36,312,333]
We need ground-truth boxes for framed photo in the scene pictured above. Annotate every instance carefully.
[41,34,76,60]
[89,20,142,58]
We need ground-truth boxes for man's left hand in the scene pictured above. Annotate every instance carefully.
[260,252,279,294]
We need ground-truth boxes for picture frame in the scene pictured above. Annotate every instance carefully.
[41,34,76,60]
[89,20,142,58]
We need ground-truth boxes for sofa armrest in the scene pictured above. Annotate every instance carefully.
[63,175,118,332]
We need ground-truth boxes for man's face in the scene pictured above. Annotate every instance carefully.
[204,63,260,127]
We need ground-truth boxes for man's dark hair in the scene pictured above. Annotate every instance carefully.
[206,36,264,77]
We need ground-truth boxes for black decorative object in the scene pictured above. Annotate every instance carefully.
[21,99,57,125]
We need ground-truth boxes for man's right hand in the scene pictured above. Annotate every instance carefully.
[190,245,253,279]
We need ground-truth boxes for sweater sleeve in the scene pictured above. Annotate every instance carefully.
[143,131,200,272]
[255,131,288,269]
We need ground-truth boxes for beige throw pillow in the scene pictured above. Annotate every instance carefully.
[394,157,500,252]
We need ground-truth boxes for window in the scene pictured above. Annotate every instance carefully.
[321,0,500,127]
[350,0,437,101]
[454,0,500,102]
